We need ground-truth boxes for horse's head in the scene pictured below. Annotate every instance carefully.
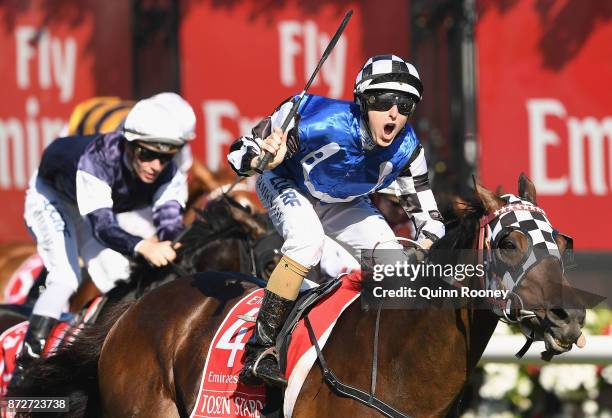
[476,173,585,356]
[178,195,282,279]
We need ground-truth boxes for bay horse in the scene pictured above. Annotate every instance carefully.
[0,242,38,303]
[15,174,585,418]
[3,196,281,398]
[0,194,278,331]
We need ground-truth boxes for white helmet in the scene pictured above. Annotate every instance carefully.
[123,99,185,152]
[354,55,423,103]
[149,92,196,141]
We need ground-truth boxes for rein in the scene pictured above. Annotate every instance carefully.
[304,301,413,418]
[172,197,281,278]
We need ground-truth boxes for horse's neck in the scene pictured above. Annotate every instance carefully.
[319,228,501,417]
[323,304,498,416]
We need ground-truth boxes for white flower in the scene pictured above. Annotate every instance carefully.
[539,364,598,399]
[582,399,598,415]
[460,410,476,418]
[516,376,533,397]
[475,401,514,418]
[587,386,599,400]
[599,409,612,418]
[479,364,519,399]
[517,397,532,411]
[602,365,612,385]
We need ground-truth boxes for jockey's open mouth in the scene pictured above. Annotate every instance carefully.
[383,123,396,138]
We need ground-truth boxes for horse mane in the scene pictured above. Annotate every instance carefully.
[109,196,247,300]
[431,196,486,251]
[179,195,258,260]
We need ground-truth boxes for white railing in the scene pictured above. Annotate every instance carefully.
[481,335,612,364]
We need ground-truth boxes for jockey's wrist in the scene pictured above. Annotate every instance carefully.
[133,239,146,257]
[418,238,434,250]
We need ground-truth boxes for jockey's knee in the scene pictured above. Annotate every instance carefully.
[45,268,80,293]
[32,280,75,319]
[282,226,325,269]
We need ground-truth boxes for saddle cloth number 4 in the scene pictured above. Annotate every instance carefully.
[215,307,259,368]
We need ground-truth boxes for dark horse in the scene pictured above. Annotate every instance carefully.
[4,196,280,395]
[15,175,585,418]
[1,194,277,315]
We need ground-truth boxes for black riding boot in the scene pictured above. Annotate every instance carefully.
[8,314,57,390]
[239,290,294,388]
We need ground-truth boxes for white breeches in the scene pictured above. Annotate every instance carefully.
[24,175,131,318]
[256,171,402,271]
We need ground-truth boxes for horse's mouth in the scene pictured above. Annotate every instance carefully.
[543,332,573,354]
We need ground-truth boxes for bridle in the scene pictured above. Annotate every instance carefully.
[238,227,282,278]
[477,203,542,321]
[477,195,573,355]
[175,197,282,279]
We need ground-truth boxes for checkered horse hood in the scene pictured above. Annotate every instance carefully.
[485,194,563,293]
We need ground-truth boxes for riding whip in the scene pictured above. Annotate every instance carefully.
[253,9,353,174]
[226,9,353,194]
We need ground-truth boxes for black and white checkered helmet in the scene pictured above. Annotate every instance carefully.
[354,55,423,102]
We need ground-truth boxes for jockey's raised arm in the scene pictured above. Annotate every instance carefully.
[228,98,297,176]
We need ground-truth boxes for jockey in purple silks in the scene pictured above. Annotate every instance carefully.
[10,98,191,389]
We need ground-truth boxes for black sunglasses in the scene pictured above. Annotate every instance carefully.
[133,145,175,164]
[364,91,416,116]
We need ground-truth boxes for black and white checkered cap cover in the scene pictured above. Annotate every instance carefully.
[354,55,422,100]
[487,194,561,294]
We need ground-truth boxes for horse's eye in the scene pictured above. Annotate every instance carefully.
[500,239,516,250]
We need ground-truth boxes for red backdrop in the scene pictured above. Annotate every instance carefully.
[0,0,413,243]
[0,2,95,242]
[179,0,410,172]
[0,1,131,243]
[476,1,612,249]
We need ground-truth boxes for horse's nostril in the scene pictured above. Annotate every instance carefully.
[550,308,568,321]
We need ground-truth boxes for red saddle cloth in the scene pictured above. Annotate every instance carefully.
[189,272,362,418]
[4,254,43,305]
[0,296,104,396]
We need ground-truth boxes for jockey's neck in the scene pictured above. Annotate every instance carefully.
[359,117,377,151]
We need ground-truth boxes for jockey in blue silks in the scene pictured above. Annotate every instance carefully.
[227,55,445,388]
[11,98,190,389]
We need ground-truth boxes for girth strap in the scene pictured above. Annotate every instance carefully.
[304,314,413,418]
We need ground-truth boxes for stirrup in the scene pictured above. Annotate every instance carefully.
[24,344,42,359]
[252,346,279,378]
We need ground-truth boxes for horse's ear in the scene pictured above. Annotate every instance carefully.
[474,182,505,213]
[226,202,267,240]
[518,172,537,204]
